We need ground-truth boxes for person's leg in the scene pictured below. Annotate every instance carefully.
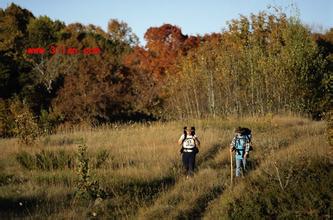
[192,153,196,169]
[188,153,195,177]
[235,159,241,177]
[242,158,247,175]
[182,153,189,175]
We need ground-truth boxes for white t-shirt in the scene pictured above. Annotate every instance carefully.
[179,134,198,149]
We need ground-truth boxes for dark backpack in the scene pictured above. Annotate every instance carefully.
[240,127,253,151]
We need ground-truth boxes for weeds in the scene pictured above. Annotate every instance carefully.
[0,174,27,186]
[95,149,109,169]
[16,152,36,170]
[75,145,106,201]
[16,150,75,171]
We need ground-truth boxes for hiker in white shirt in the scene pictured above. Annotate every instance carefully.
[178,126,200,178]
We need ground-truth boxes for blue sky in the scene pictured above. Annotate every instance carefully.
[1,0,332,45]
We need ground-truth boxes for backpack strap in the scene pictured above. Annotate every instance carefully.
[234,136,241,155]
[181,133,187,145]
[246,134,251,142]
[235,135,246,156]
[180,133,187,153]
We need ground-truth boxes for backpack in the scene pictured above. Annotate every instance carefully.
[239,127,253,151]
[180,134,199,154]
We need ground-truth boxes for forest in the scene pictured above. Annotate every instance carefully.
[0,3,332,141]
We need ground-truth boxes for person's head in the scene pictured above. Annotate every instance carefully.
[190,126,196,136]
[183,126,195,135]
[235,126,242,135]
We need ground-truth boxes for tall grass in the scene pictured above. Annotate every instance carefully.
[0,114,329,219]
[203,132,331,219]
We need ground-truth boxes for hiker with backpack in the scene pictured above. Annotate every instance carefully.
[178,126,200,178]
[230,127,252,177]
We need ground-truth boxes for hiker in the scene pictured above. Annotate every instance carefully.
[178,126,200,178]
[230,127,251,177]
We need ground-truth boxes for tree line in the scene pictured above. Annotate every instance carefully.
[0,3,332,139]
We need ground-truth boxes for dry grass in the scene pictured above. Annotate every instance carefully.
[203,126,330,219]
[0,114,329,219]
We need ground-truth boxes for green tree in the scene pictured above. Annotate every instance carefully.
[169,9,327,118]
[0,3,33,99]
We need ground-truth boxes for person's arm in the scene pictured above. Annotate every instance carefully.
[195,137,200,147]
[230,136,236,152]
[244,137,250,158]
[194,136,200,147]
[178,134,184,145]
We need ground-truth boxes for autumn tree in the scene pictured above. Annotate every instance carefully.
[108,19,139,46]
[169,9,327,118]
[51,21,140,124]
[312,29,333,118]
[124,24,200,118]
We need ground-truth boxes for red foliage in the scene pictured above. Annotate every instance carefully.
[124,24,200,79]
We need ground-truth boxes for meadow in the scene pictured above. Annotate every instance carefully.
[0,115,331,219]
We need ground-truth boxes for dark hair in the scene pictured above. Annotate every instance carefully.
[235,126,242,133]
[190,126,195,136]
[183,126,187,137]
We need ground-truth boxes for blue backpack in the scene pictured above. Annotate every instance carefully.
[235,128,253,153]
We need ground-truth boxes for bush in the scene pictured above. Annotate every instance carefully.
[9,98,39,145]
[36,150,54,170]
[38,109,64,135]
[76,145,106,200]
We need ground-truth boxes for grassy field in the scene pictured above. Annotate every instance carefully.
[0,115,331,219]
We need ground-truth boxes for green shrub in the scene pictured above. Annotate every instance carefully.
[9,98,39,145]
[38,109,60,135]
[36,150,54,170]
[76,145,106,200]
[16,151,36,170]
